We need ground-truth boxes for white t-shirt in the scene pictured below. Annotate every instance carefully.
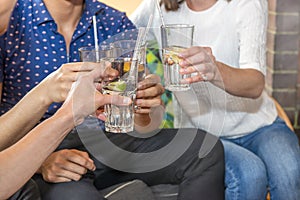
[130,0,277,138]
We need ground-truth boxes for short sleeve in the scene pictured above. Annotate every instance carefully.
[130,0,161,43]
[236,0,268,75]
[130,0,154,28]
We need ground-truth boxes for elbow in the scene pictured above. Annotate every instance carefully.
[250,77,265,99]
[250,84,264,99]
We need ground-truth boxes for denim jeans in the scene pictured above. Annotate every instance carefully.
[222,117,300,200]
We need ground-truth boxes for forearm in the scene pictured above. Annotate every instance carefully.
[0,83,53,150]
[0,109,74,199]
[212,61,265,99]
[0,0,17,35]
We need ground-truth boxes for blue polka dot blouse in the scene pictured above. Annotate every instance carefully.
[0,0,136,119]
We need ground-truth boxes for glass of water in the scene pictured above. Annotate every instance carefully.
[102,42,147,133]
[161,24,194,91]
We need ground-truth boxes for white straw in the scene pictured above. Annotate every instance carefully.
[128,27,146,84]
[155,0,165,27]
[92,15,100,62]
[141,14,153,45]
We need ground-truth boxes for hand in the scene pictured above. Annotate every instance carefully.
[134,74,165,133]
[39,61,118,104]
[178,46,218,83]
[58,65,131,125]
[38,149,96,183]
[135,74,164,114]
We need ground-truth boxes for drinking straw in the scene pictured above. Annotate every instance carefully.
[155,0,165,27]
[141,14,153,45]
[128,27,146,86]
[92,15,100,62]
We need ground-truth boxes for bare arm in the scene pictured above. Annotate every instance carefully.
[179,46,265,99]
[0,109,74,199]
[0,0,17,35]
[0,67,130,199]
[0,81,52,150]
[213,62,264,99]
[0,62,103,150]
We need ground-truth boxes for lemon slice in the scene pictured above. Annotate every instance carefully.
[106,81,126,92]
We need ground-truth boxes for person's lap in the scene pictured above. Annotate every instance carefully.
[221,140,268,200]
[33,174,104,200]
[222,117,300,200]
[34,128,225,200]
[241,117,300,200]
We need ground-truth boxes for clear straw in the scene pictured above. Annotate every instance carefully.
[141,14,153,45]
[127,27,146,87]
[92,15,100,62]
[155,0,165,27]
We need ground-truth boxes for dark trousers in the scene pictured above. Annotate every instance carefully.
[8,179,41,200]
[34,128,225,200]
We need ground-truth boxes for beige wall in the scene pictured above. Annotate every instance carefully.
[100,0,142,16]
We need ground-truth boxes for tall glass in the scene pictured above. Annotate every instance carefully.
[161,24,194,91]
[102,42,146,133]
[112,40,147,82]
[102,71,137,133]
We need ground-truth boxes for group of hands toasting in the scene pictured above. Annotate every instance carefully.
[36,58,165,182]
[36,39,219,182]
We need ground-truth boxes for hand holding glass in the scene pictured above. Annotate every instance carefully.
[161,24,194,91]
[102,42,147,133]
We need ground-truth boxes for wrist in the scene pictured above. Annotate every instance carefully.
[53,106,76,127]
[34,82,54,107]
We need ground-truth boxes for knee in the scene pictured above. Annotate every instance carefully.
[226,156,268,188]
[273,158,300,187]
[241,160,267,184]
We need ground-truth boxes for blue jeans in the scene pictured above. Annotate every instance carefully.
[222,117,300,200]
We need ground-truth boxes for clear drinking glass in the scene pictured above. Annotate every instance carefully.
[112,40,147,82]
[102,42,147,133]
[161,24,194,91]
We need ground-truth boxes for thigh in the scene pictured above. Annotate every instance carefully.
[33,174,105,200]
[244,118,300,187]
[221,140,268,200]
[95,128,223,188]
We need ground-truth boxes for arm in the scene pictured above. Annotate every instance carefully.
[179,46,265,98]
[0,81,52,150]
[179,0,267,99]
[213,61,264,98]
[0,62,98,150]
[0,0,17,35]
[0,66,130,199]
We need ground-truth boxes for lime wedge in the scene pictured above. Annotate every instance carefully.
[106,81,126,92]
